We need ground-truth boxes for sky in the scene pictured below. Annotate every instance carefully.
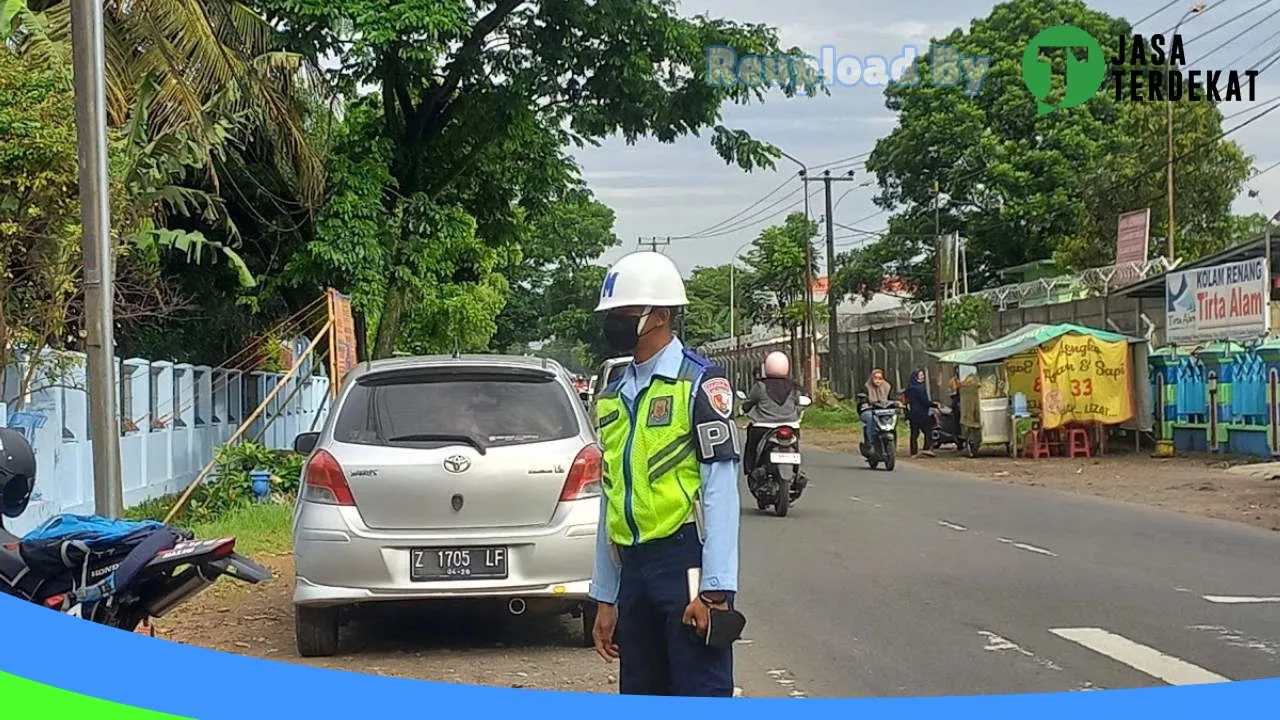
[572,0,1280,276]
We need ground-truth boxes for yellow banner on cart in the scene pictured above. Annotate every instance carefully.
[1036,334,1133,430]
[1004,352,1041,416]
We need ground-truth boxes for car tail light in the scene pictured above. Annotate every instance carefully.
[776,426,794,441]
[560,444,603,501]
[301,450,356,506]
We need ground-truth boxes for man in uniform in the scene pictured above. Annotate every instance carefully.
[588,251,742,697]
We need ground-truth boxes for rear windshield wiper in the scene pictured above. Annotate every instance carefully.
[385,433,488,454]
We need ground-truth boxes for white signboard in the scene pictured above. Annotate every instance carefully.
[1165,257,1269,345]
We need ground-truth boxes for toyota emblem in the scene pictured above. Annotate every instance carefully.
[443,455,471,474]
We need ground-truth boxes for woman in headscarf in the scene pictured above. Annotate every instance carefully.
[741,351,802,476]
[904,369,936,457]
[859,368,892,447]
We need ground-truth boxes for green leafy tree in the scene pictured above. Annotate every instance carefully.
[741,213,820,331]
[683,264,750,348]
[491,192,621,353]
[256,0,817,357]
[847,0,1254,301]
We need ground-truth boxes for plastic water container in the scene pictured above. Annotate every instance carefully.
[1012,392,1029,417]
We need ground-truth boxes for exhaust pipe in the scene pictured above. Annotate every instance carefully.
[507,597,527,616]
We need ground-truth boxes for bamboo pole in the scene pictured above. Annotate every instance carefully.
[252,368,313,444]
[163,322,333,524]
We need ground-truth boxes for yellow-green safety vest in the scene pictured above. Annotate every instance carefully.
[594,358,705,546]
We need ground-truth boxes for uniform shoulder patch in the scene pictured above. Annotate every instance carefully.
[700,376,733,418]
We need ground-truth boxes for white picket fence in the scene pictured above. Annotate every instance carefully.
[2,339,331,535]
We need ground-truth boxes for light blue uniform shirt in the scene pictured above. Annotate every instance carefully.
[588,337,741,604]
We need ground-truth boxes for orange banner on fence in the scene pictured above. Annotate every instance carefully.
[1035,334,1133,430]
[327,288,357,394]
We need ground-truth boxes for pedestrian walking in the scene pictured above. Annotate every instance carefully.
[588,251,744,697]
[904,369,935,457]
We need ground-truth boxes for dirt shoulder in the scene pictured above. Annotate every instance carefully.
[156,554,619,691]
[801,427,1280,532]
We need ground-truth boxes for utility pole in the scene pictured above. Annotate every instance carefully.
[933,179,944,350]
[71,0,123,517]
[804,170,856,393]
[638,236,671,253]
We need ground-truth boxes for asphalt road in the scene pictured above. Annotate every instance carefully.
[729,448,1280,699]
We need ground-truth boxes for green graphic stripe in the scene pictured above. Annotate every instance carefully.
[0,670,190,718]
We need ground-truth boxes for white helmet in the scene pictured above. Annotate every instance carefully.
[594,251,689,312]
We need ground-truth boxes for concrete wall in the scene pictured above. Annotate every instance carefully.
[2,341,331,535]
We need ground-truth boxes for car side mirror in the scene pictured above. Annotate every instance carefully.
[735,390,747,400]
[293,432,319,455]
[798,395,812,408]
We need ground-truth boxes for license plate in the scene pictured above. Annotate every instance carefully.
[410,546,508,581]
[770,452,802,465]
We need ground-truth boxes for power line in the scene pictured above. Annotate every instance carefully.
[1255,158,1280,178]
[1196,5,1280,63]
[1166,0,1228,37]
[687,187,821,241]
[1222,25,1280,66]
[1182,0,1268,44]
[1134,0,1182,27]
[673,176,795,239]
[1259,47,1280,72]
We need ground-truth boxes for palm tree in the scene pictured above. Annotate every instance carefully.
[5,0,323,206]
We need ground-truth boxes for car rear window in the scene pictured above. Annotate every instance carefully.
[333,369,579,449]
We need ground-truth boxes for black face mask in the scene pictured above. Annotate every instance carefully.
[602,313,643,353]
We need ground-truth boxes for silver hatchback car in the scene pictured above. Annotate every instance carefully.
[290,354,601,657]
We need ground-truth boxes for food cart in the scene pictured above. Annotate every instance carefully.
[932,323,1150,458]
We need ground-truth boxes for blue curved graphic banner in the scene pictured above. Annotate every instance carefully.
[0,593,1276,718]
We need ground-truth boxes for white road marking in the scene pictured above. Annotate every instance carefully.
[766,668,812,698]
[978,631,1062,671]
[998,537,1058,557]
[938,520,967,532]
[1050,628,1230,685]
[849,496,862,502]
[873,503,883,508]
[1189,625,1280,657]
[1203,595,1280,605]
[1174,587,1192,593]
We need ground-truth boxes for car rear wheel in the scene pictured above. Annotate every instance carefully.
[295,605,340,658]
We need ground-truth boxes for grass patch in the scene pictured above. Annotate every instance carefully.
[802,401,863,430]
[189,502,293,558]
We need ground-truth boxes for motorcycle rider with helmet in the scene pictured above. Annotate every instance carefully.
[740,351,802,477]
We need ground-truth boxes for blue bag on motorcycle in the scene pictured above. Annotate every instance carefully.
[19,514,188,579]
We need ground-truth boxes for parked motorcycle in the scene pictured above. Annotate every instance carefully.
[0,429,271,631]
[857,394,901,471]
[736,391,812,517]
[929,391,966,451]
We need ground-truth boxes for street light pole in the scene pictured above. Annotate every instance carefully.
[1167,3,1207,261]
[71,0,123,517]
[777,150,817,394]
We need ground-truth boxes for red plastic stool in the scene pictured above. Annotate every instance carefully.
[1066,428,1092,458]
[1022,430,1050,459]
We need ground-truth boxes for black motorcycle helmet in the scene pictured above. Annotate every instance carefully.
[0,428,36,519]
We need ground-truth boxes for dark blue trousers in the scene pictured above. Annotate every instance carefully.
[616,524,734,697]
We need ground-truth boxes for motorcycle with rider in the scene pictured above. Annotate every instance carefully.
[737,352,811,517]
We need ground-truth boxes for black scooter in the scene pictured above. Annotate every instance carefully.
[857,394,901,471]
[737,390,812,517]
[929,391,967,451]
[0,433,271,631]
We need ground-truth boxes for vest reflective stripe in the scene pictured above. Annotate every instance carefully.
[596,373,704,546]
